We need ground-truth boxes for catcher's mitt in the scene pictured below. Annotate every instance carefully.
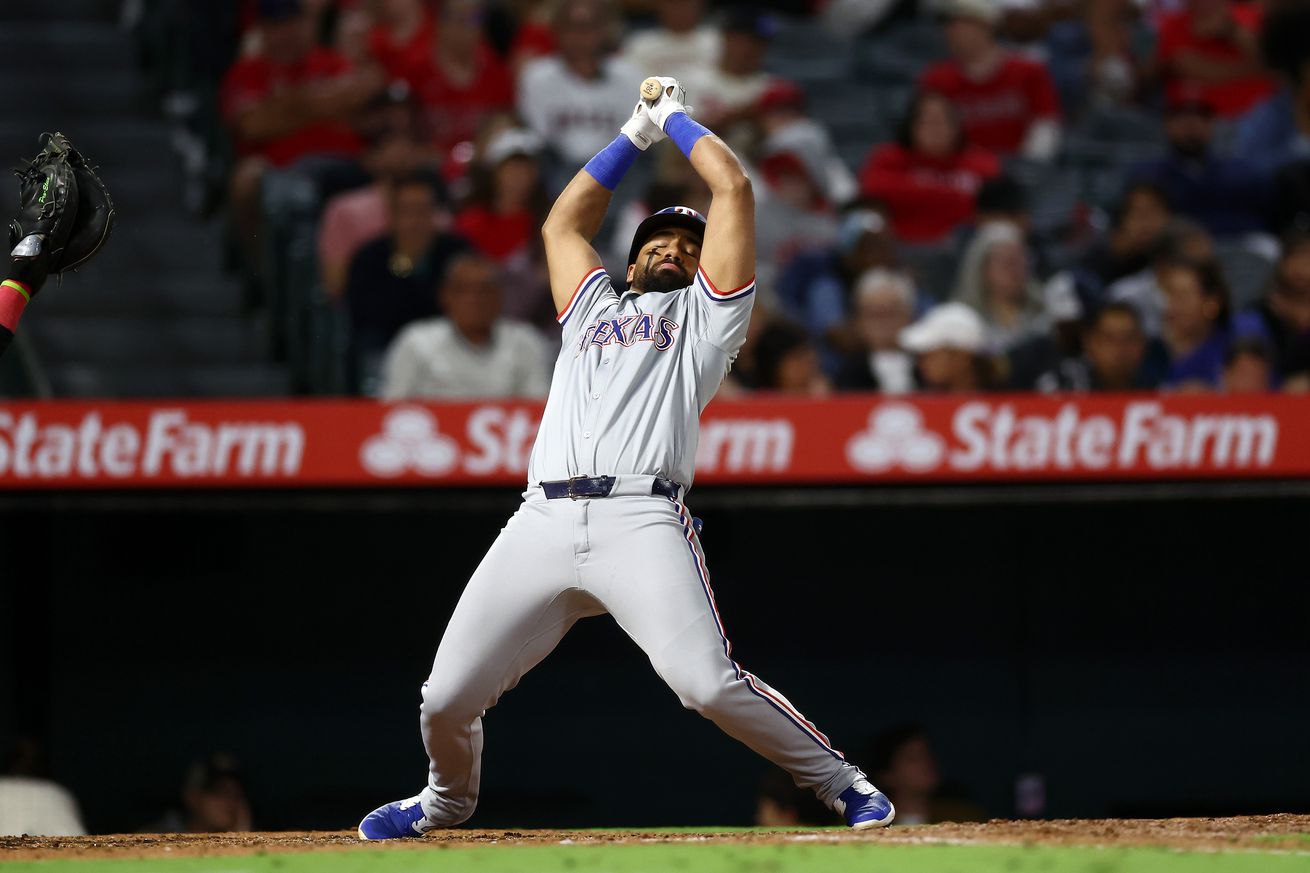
[8,132,115,291]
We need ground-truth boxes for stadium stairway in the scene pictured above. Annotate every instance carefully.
[0,0,291,397]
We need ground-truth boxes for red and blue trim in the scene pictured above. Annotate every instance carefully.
[695,267,755,303]
[557,267,609,327]
[671,495,845,761]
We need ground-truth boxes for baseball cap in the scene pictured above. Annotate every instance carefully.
[483,127,543,165]
[627,206,707,268]
[899,302,986,353]
[932,0,1001,26]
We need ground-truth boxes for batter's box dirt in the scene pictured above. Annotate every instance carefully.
[3,814,1309,861]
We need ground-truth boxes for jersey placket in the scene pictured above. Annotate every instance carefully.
[582,316,622,472]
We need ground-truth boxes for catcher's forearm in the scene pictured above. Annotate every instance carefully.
[0,278,32,359]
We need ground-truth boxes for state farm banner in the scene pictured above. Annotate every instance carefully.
[1,394,1308,489]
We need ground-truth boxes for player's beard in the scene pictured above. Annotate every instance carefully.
[634,253,692,294]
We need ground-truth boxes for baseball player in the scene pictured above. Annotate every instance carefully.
[358,77,894,838]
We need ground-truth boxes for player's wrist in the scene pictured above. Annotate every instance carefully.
[620,102,665,151]
[664,113,710,159]
[583,135,642,191]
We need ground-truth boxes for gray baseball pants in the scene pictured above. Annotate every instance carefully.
[416,478,860,825]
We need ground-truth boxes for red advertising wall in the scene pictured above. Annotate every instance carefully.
[1,394,1308,489]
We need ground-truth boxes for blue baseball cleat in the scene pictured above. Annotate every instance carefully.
[357,796,437,840]
[836,779,896,830]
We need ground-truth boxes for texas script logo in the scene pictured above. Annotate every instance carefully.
[575,314,679,354]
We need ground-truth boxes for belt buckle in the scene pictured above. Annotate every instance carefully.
[566,475,589,500]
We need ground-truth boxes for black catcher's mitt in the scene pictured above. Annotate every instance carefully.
[8,132,115,292]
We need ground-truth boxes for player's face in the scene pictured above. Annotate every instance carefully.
[628,229,702,294]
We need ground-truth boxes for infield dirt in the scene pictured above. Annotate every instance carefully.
[3,814,1308,861]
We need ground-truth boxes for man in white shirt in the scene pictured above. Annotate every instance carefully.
[619,0,720,87]
[683,8,774,128]
[381,253,551,399]
[517,0,640,170]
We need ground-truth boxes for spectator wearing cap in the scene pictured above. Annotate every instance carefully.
[148,754,252,834]
[456,128,548,263]
[859,90,1001,244]
[411,0,515,157]
[344,174,472,392]
[753,320,832,396]
[900,302,993,392]
[919,0,1062,160]
[221,0,383,258]
[777,207,899,361]
[757,79,858,207]
[951,221,1049,353]
[619,0,720,87]
[1035,301,1162,392]
[381,253,551,399]
[1244,231,1310,389]
[835,269,917,393]
[455,128,553,325]
[1221,336,1275,392]
[1044,0,1145,114]
[1129,90,1270,238]
[1154,0,1275,121]
[517,0,638,173]
[682,7,775,131]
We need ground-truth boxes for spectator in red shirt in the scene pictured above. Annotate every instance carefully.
[1155,0,1274,119]
[411,0,515,157]
[919,0,1062,160]
[453,127,553,326]
[222,0,383,267]
[368,0,436,85]
[859,90,1001,244]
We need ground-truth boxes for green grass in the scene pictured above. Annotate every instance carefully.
[4,842,1307,873]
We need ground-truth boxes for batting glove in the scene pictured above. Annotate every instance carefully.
[644,77,694,131]
[620,101,665,151]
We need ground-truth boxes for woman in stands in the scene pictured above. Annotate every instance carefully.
[857,90,1000,245]
[951,220,1048,353]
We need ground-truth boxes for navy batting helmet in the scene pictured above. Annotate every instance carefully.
[627,206,707,268]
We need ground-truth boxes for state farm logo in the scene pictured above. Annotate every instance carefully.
[846,404,944,472]
[360,407,459,477]
[0,409,304,479]
[358,405,540,479]
[846,400,1279,475]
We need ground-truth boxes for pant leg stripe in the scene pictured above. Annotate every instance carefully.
[672,497,844,761]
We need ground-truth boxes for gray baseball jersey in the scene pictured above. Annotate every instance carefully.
[406,262,866,831]
[527,265,754,489]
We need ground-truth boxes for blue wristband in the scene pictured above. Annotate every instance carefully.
[665,113,710,158]
[583,135,642,191]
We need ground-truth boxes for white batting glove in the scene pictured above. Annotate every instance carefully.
[620,101,665,151]
[644,76,694,131]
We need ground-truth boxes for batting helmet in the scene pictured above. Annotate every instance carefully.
[627,206,707,268]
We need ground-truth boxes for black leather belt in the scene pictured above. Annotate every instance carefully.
[541,475,680,500]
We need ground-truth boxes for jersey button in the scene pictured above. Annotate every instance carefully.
[591,393,600,399]
[601,358,609,364]
[583,431,592,439]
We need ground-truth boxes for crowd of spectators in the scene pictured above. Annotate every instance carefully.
[209,0,1310,398]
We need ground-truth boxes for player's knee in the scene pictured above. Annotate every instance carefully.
[674,673,733,716]
[419,678,478,727]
